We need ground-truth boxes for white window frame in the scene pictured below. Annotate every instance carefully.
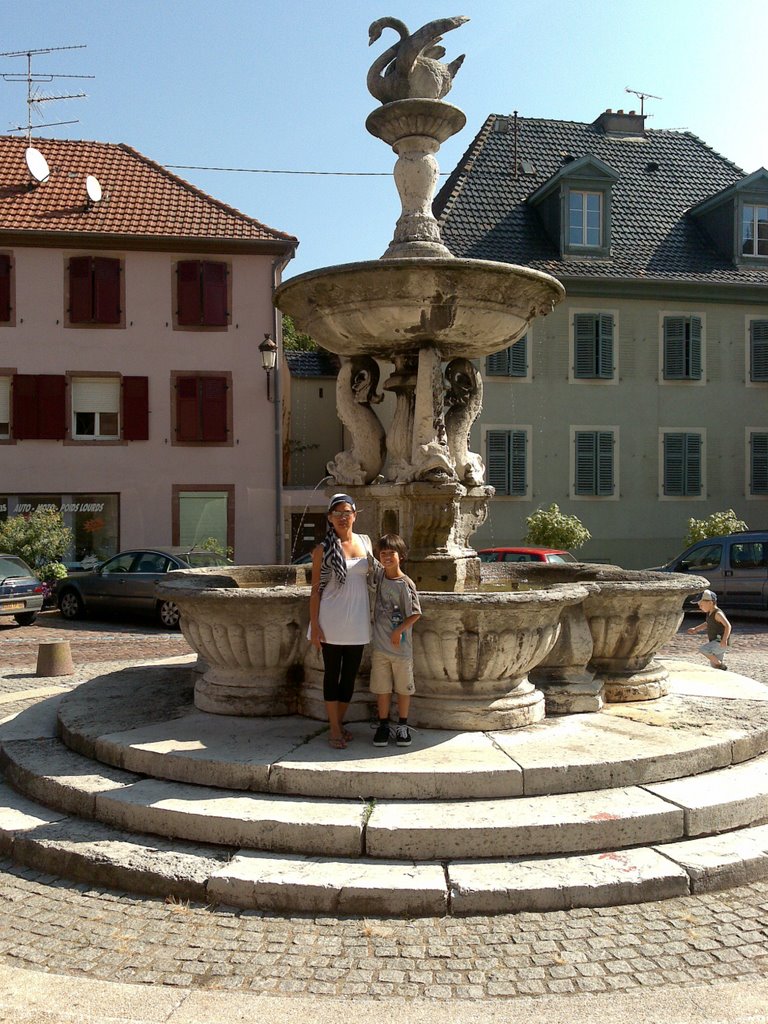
[568,190,603,248]
[568,308,619,385]
[658,428,707,501]
[741,203,768,258]
[481,424,531,500]
[71,376,121,441]
[569,425,619,501]
[0,375,10,439]
[657,310,706,386]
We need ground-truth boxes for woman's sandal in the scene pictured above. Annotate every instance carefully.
[342,728,353,742]
[328,736,347,749]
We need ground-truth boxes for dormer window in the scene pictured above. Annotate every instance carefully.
[742,203,768,257]
[569,191,603,247]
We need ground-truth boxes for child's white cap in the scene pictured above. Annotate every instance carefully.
[698,589,717,602]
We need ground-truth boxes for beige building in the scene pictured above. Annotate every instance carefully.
[434,110,768,568]
[0,136,296,564]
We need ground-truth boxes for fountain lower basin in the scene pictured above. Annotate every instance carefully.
[273,257,565,359]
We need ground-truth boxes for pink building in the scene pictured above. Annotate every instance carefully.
[0,136,296,564]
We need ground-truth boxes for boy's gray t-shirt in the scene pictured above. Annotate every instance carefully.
[371,569,421,659]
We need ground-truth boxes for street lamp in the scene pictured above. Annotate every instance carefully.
[258,332,278,401]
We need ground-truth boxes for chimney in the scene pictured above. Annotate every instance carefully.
[594,108,646,137]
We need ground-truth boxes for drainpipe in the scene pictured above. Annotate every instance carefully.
[271,249,295,564]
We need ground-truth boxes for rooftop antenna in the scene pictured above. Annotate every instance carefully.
[625,86,662,117]
[0,45,93,143]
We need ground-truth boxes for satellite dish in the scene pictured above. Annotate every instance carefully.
[25,147,50,184]
[85,174,102,204]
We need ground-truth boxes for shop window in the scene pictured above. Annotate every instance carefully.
[663,432,702,496]
[176,260,229,326]
[0,255,11,323]
[174,487,233,552]
[69,256,122,325]
[11,374,66,440]
[173,373,230,443]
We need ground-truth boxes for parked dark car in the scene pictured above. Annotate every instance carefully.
[0,554,45,626]
[57,547,232,628]
[477,546,577,564]
[657,531,768,613]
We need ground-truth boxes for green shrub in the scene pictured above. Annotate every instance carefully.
[0,507,72,569]
[525,503,591,551]
[684,509,748,547]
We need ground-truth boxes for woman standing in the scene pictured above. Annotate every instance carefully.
[309,494,372,748]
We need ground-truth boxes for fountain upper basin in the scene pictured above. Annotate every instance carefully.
[273,257,565,359]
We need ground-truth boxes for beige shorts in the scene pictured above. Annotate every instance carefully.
[369,649,415,695]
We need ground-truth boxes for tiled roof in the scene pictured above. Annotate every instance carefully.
[285,349,339,377]
[0,136,296,247]
[434,115,768,287]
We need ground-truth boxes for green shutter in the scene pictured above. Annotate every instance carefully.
[597,315,614,379]
[689,317,702,380]
[574,315,597,378]
[685,433,702,495]
[574,432,596,494]
[487,431,510,494]
[750,321,768,382]
[486,350,508,376]
[509,430,527,495]
[596,431,614,494]
[664,432,701,495]
[509,336,528,377]
[663,318,685,378]
[751,432,768,494]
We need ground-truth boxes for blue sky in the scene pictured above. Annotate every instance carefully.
[3,0,767,277]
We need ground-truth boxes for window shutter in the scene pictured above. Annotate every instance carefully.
[663,317,685,378]
[574,432,597,494]
[663,434,684,495]
[751,433,768,494]
[750,321,768,382]
[72,377,120,414]
[486,430,510,494]
[177,261,202,325]
[122,376,149,441]
[69,256,93,323]
[689,317,702,379]
[200,376,228,441]
[685,433,702,495]
[574,315,597,378]
[486,350,509,376]
[176,376,200,440]
[11,375,39,439]
[201,261,228,326]
[598,314,614,379]
[0,255,10,322]
[37,375,66,439]
[93,257,121,324]
[596,431,614,495]
[509,336,528,376]
[509,430,527,495]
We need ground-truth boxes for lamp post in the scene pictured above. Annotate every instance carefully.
[258,332,278,401]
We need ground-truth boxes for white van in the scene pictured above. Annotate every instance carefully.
[660,531,768,613]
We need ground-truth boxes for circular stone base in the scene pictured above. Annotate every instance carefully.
[600,662,671,703]
[195,674,298,717]
[408,681,546,731]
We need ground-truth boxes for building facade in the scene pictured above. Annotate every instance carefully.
[434,111,768,567]
[1,136,296,565]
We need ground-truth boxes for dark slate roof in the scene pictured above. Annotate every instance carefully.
[285,349,339,377]
[434,115,768,287]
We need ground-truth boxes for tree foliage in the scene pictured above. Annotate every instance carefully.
[525,503,591,551]
[282,314,317,351]
[0,507,72,586]
[684,509,748,547]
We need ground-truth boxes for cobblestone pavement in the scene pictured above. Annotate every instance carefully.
[0,611,766,1002]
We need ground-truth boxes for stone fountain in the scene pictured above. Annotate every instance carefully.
[157,15,702,729]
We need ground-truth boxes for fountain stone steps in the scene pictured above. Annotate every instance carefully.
[53,660,768,802]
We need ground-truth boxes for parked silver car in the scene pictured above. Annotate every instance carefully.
[57,547,232,628]
[0,554,45,626]
[658,530,768,613]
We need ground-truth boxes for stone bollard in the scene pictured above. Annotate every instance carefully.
[36,640,74,677]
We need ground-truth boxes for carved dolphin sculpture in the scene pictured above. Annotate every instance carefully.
[367,15,469,104]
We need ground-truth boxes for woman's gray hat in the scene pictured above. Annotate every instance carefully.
[328,493,356,512]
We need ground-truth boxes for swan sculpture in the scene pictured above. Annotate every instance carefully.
[367,16,469,104]
[327,356,386,485]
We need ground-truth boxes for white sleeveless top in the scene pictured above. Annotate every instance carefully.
[317,555,371,645]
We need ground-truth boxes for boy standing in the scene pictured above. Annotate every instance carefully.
[686,589,732,670]
[370,534,421,747]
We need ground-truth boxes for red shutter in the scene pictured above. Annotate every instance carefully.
[177,261,201,325]
[200,376,228,441]
[37,375,67,439]
[201,261,228,326]
[122,376,149,440]
[176,376,200,441]
[69,257,93,323]
[0,255,11,322]
[11,375,39,439]
[93,257,121,324]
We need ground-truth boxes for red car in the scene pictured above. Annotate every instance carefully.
[478,547,577,564]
